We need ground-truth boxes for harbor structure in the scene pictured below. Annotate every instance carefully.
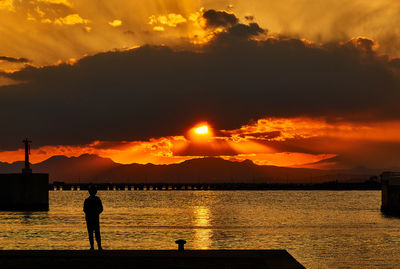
[0,250,305,268]
[381,171,400,214]
[22,138,32,173]
[0,139,48,211]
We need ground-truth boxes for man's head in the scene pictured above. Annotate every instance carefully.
[88,185,97,196]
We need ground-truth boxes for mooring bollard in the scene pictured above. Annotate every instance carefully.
[175,239,186,251]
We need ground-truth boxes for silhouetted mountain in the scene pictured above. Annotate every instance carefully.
[294,156,384,180]
[34,154,118,182]
[298,156,362,170]
[0,161,19,173]
[0,154,381,183]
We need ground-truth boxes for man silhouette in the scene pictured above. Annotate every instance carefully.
[84,185,103,250]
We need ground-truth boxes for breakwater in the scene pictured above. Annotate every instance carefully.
[0,250,305,269]
[0,173,48,210]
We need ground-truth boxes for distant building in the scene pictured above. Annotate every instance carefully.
[0,139,48,211]
[381,172,400,215]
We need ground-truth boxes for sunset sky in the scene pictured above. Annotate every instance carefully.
[1,0,400,170]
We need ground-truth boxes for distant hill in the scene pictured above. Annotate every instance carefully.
[0,154,381,183]
[34,154,119,181]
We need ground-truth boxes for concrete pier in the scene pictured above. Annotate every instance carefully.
[381,171,400,215]
[0,139,49,211]
[0,250,305,269]
[0,173,48,211]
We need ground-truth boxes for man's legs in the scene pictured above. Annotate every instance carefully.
[94,225,102,250]
[88,229,94,250]
[87,223,94,250]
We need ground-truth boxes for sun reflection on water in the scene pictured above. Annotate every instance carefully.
[193,206,212,249]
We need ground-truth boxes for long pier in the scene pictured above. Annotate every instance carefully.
[49,181,381,191]
[0,250,305,269]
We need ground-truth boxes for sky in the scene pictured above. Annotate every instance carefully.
[1,0,400,170]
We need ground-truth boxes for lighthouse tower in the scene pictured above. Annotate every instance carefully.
[0,138,49,210]
[22,138,32,174]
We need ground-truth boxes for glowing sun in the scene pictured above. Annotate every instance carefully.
[194,125,209,135]
[189,123,213,141]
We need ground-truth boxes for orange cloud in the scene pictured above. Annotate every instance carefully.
[152,26,165,32]
[109,19,122,27]
[0,136,190,165]
[222,117,400,143]
[1,0,400,74]
[0,0,14,11]
[149,13,187,27]
[38,0,71,7]
[54,14,90,25]
[1,117,400,169]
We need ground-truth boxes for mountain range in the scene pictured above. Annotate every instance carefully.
[0,154,383,184]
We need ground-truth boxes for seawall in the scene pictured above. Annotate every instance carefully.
[0,173,49,211]
[0,250,305,269]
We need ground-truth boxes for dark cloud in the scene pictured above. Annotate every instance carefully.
[389,58,400,68]
[244,16,254,22]
[91,141,133,150]
[0,56,30,63]
[349,37,375,51]
[263,137,400,170]
[203,9,265,42]
[241,131,282,140]
[221,22,265,40]
[0,12,400,150]
[203,9,238,28]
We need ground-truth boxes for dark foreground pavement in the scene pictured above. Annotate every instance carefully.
[0,250,305,269]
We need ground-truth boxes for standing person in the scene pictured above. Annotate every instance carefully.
[84,185,103,250]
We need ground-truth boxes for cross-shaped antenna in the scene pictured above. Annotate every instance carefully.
[22,138,32,173]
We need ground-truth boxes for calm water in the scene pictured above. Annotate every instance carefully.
[0,190,399,268]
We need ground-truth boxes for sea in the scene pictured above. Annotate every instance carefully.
[0,190,399,268]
